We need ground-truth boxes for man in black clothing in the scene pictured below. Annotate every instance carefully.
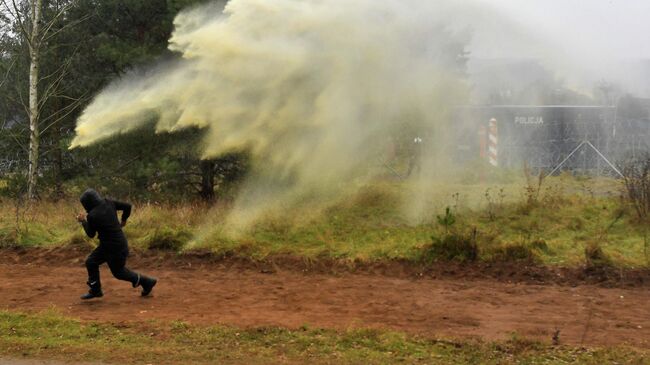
[77,189,157,300]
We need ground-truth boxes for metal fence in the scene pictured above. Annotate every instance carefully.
[454,104,650,176]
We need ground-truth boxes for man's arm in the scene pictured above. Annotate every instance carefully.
[80,215,97,238]
[112,200,132,226]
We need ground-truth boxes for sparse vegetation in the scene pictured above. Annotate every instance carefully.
[622,156,650,221]
[0,310,646,365]
[483,187,505,221]
[1,175,648,269]
[522,164,547,212]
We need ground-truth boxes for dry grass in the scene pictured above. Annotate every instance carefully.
[1,175,648,268]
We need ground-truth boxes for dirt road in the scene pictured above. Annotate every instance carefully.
[0,359,100,365]
[1,249,649,348]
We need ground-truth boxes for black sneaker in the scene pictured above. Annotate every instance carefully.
[81,281,103,300]
[80,291,103,300]
[140,276,157,297]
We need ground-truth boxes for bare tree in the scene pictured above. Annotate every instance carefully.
[0,0,84,199]
[26,0,43,200]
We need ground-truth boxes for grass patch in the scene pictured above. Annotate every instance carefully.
[1,176,648,269]
[145,227,193,251]
[490,242,540,263]
[0,310,647,365]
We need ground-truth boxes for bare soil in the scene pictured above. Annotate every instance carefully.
[0,359,101,365]
[1,247,649,348]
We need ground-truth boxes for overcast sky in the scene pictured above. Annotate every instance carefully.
[471,0,650,59]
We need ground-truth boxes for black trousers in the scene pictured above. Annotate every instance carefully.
[85,245,139,287]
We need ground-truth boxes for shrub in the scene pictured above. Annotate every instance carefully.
[528,239,549,253]
[621,156,650,221]
[422,228,478,263]
[0,174,27,199]
[0,229,18,248]
[584,241,612,269]
[436,206,456,234]
[147,227,192,251]
[67,233,94,249]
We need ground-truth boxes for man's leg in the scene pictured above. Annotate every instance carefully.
[107,254,157,296]
[106,253,138,285]
[82,247,105,299]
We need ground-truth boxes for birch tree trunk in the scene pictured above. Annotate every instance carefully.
[27,0,42,199]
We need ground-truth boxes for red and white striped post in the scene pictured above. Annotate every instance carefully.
[488,118,498,167]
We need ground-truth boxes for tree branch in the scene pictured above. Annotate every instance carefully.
[0,55,16,90]
[2,0,30,47]
[40,92,88,134]
[37,0,77,43]
[41,13,92,44]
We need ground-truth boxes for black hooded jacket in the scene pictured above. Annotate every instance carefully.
[80,189,132,250]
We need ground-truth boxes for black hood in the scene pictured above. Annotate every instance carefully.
[80,189,103,212]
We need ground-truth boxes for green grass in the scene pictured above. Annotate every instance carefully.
[0,310,647,365]
[192,176,648,268]
[1,175,648,269]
